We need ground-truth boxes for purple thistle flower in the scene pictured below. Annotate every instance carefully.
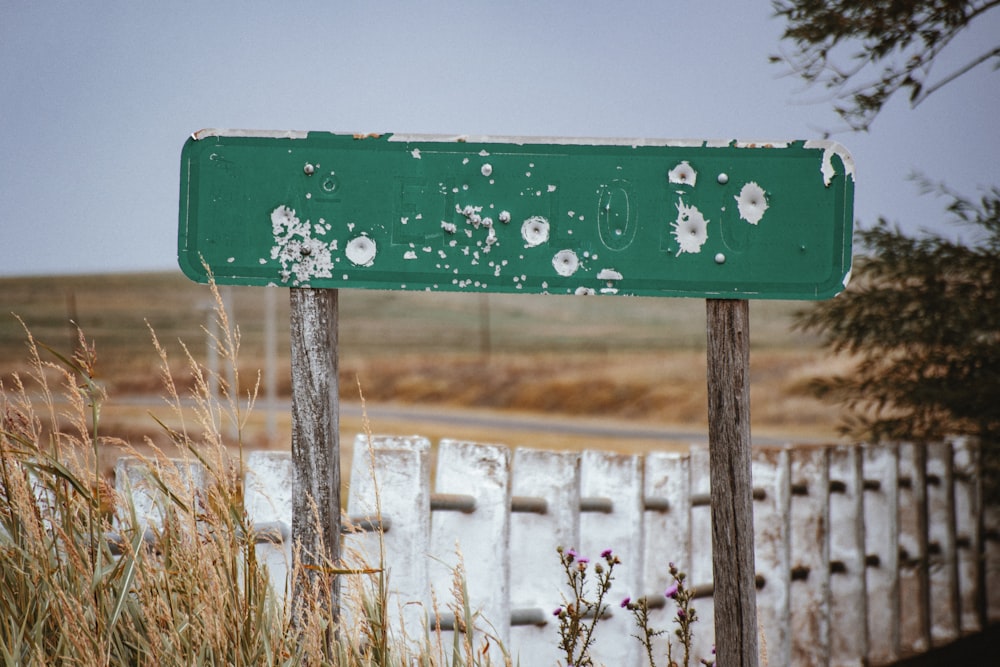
[601,548,613,558]
[553,607,563,617]
[620,597,631,608]
[664,583,679,599]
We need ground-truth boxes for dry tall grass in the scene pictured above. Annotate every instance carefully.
[0,284,501,666]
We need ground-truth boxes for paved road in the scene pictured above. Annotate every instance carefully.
[337,401,831,446]
[88,394,833,447]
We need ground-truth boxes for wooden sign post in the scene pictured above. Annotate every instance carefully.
[178,130,854,661]
[707,298,758,666]
[288,287,341,628]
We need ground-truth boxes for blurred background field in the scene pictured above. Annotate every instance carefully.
[0,272,845,476]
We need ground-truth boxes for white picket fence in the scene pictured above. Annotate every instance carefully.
[117,437,1000,666]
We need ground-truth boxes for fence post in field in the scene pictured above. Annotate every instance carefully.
[429,439,512,657]
[244,450,295,601]
[113,456,207,534]
[986,500,1000,624]
[288,287,341,631]
[643,451,693,658]
[345,434,431,643]
[751,446,791,667]
[896,442,931,655]
[952,437,984,633]
[828,444,868,664]
[705,298,759,667]
[926,441,960,644]
[789,446,831,664]
[688,445,716,662]
[862,442,900,664]
[579,450,645,667]
[509,448,581,665]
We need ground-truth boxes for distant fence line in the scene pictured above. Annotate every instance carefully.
[117,437,999,666]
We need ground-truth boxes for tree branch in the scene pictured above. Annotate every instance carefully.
[913,45,1000,106]
[771,0,1000,128]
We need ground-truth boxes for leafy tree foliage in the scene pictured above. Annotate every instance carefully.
[795,183,1000,449]
[775,2,1000,500]
[772,0,1000,130]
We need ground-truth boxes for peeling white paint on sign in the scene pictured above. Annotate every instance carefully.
[668,161,697,187]
[804,140,857,187]
[269,205,337,285]
[193,128,308,141]
[671,200,709,256]
[735,182,768,225]
[521,216,550,247]
[734,140,792,149]
[387,134,728,148]
[552,249,579,277]
[345,235,377,266]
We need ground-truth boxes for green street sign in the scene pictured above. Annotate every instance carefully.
[179,131,854,299]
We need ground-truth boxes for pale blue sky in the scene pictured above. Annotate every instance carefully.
[2,1,998,276]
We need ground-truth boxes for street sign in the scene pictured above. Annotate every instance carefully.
[179,131,854,299]
[178,130,854,299]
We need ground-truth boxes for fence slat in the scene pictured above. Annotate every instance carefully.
[113,456,207,532]
[579,450,644,667]
[986,503,1000,624]
[509,448,581,666]
[926,441,960,645]
[862,443,900,665]
[789,446,831,666]
[828,445,867,666]
[897,442,931,655]
[644,451,693,660]
[688,445,716,664]
[429,439,512,656]
[752,446,791,667]
[113,436,988,667]
[345,434,432,643]
[952,437,984,634]
[244,451,294,601]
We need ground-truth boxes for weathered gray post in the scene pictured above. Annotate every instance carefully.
[289,287,341,630]
[706,298,759,667]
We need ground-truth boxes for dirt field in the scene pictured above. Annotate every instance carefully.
[1,272,848,475]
